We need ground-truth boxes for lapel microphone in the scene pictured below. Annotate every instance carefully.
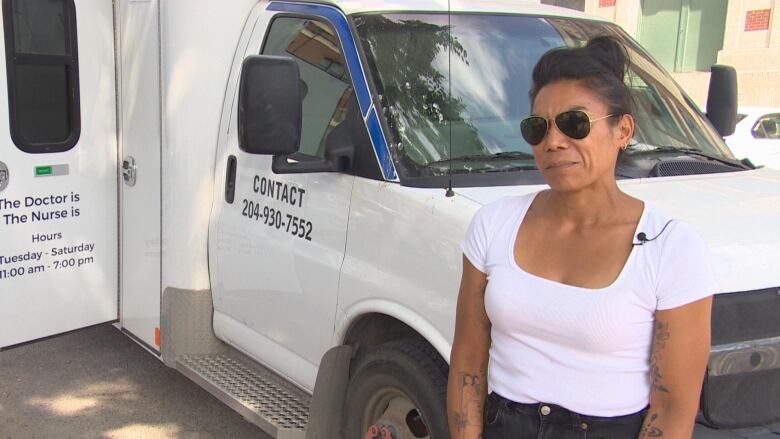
[633,219,675,246]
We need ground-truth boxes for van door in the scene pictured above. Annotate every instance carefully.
[0,0,118,348]
[117,0,161,351]
[209,6,367,389]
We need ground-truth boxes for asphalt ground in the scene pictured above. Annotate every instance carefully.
[0,324,269,439]
[2,323,780,439]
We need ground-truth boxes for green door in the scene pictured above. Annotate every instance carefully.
[682,0,727,72]
[639,0,683,71]
[639,0,727,72]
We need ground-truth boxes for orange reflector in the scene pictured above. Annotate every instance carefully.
[154,327,161,347]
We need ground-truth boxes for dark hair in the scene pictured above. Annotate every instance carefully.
[529,36,633,120]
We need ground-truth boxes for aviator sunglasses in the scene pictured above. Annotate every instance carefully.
[520,110,615,146]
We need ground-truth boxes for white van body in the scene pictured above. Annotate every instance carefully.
[0,0,118,347]
[1,1,779,437]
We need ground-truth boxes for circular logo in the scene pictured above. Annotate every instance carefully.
[0,161,8,192]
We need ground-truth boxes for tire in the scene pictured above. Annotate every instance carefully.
[343,338,450,439]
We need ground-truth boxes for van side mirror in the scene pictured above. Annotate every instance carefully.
[238,55,302,155]
[705,65,738,137]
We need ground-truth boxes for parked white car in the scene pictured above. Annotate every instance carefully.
[724,107,780,168]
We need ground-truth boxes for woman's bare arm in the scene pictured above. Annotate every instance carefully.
[448,256,491,439]
[639,295,713,438]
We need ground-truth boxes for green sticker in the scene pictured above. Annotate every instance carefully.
[34,164,68,177]
[35,166,53,176]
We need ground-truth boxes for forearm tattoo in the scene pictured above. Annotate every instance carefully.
[453,369,486,433]
[640,412,664,437]
[650,321,671,394]
[639,320,671,438]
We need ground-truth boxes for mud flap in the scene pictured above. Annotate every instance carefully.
[305,344,353,439]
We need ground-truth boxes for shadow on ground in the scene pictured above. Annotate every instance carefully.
[4,323,778,439]
[0,324,269,439]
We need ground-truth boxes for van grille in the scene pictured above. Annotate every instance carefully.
[650,160,737,177]
[712,287,780,345]
[704,287,780,428]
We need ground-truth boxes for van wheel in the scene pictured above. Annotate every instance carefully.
[344,339,449,439]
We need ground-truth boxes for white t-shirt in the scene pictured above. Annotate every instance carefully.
[461,192,720,417]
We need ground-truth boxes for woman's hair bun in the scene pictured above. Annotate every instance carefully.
[585,36,629,83]
[529,34,633,117]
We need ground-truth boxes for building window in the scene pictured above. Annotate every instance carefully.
[541,0,586,11]
[2,0,80,153]
[745,9,771,32]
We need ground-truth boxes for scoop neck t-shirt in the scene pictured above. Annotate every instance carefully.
[461,191,720,417]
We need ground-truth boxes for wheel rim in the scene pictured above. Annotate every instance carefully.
[362,387,431,439]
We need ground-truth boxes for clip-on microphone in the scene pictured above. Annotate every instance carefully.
[633,219,675,246]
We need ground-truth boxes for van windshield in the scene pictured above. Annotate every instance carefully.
[353,13,736,181]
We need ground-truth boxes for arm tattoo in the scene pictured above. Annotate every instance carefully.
[453,370,486,433]
[650,321,671,394]
[640,412,664,437]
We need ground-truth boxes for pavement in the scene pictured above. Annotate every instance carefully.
[0,324,269,439]
[2,323,779,439]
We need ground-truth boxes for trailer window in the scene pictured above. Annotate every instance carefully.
[262,17,352,159]
[2,0,80,153]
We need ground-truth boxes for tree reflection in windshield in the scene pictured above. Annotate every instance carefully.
[355,13,732,180]
[355,15,490,173]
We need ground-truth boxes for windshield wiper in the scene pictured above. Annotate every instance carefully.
[627,145,752,170]
[427,151,536,166]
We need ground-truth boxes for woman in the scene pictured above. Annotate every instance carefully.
[447,36,718,439]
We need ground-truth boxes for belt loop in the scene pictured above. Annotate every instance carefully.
[571,410,581,431]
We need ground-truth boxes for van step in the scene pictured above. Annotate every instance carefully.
[177,353,310,439]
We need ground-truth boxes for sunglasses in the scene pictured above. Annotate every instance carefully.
[520,110,615,146]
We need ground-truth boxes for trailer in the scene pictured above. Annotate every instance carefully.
[1,1,779,437]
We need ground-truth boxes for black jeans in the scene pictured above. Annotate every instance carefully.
[482,392,649,439]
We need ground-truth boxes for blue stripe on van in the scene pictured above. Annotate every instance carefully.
[267,2,398,181]
[366,108,396,179]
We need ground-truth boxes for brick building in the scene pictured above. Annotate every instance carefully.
[543,0,779,107]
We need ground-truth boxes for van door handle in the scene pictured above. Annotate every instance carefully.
[225,155,237,204]
[122,156,136,186]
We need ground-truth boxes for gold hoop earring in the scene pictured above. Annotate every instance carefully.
[620,143,629,151]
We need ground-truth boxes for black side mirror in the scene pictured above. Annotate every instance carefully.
[706,65,738,137]
[238,55,302,155]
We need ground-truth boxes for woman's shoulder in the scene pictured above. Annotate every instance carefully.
[467,191,538,236]
[638,203,712,266]
[638,203,721,305]
[640,203,703,243]
[477,191,539,218]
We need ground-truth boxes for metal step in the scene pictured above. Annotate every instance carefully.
[177,353,310,439]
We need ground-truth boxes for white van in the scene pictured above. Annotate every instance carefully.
[1,1,778,437]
